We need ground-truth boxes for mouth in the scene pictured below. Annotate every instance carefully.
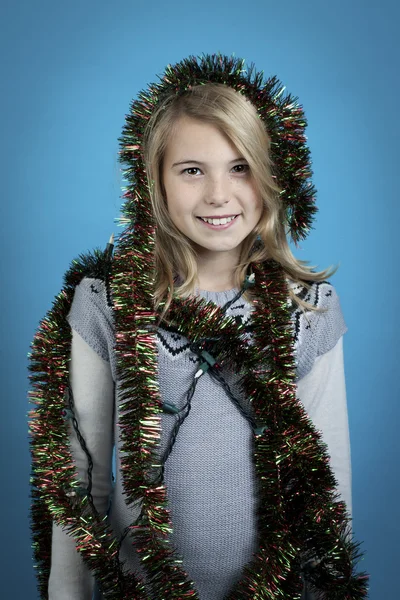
[196,214,240,230]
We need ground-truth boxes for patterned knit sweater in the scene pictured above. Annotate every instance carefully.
[48,278,350,600]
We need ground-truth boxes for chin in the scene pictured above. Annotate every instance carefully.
[198,243,242,254]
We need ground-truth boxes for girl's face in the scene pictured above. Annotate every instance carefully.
[162,117,263,264]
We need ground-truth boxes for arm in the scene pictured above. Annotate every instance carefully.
[296,336,352,520]
[48,328,115,599]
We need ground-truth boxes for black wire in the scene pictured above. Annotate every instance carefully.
[208,367,257,429]
[67,272,254,552]
[67,382,99,515]
[154,277,256,480]
[154,375,201,485]
[219,285,249,314]
[103,240,114,309]
[67,383,129,594]
[156,355,256,483]
[65,266,320,585]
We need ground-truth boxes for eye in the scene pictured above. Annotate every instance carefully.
[182,167,202,176]
[231,164,250,174]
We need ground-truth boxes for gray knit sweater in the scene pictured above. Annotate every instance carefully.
[48,278,350,600]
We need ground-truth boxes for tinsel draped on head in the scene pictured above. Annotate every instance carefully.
[118,52,318,245]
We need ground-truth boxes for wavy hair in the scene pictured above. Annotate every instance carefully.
[142,83,336,321]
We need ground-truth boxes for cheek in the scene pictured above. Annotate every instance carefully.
[165,193,188,225]
[160,179,182,224]
[252,191,264,213]
[244,179,262,207]
[166,193,181,217]
[163,178,178,213]
[168,183,198,214]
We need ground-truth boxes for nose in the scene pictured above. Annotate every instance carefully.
[204,173,230,205]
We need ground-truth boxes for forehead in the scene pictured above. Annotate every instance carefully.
[164,117,239,158]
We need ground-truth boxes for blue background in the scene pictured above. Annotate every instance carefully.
[1,0,398,597]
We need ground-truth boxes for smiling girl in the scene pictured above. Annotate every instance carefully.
[28,55,368,600]
[161,117,262,292]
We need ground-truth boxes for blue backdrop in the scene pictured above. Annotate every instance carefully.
[1,0,398,597]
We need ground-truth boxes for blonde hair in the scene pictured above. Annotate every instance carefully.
[142,83,336,322]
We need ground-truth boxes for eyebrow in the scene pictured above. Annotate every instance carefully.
[171,158,246,168]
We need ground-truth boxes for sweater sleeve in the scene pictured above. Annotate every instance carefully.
[48,322,115,597]
[66,277,117,381]
[296,336,352,521]
[292,282,348,381]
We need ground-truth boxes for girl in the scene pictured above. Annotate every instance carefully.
[28,54,368,599]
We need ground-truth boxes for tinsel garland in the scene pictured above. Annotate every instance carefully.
[110,220,369,599]
[28,241,369,599]
[28,52,369,599]
[119,53,317,243]
[28,252,149,600]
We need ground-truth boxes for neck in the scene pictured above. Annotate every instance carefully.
[194,248,240,292]
[195,267,236,292]
[196,280,236,293]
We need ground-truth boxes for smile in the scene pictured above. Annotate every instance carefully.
[197,215,239,229]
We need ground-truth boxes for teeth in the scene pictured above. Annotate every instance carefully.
[201,215,236,225]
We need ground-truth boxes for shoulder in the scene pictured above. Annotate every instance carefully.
[62,245,114,319]
[67,276,115,362]
[288,279,348,381]
[69,277,114,321]
[287,278,340,312]
[62,247,115,367]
